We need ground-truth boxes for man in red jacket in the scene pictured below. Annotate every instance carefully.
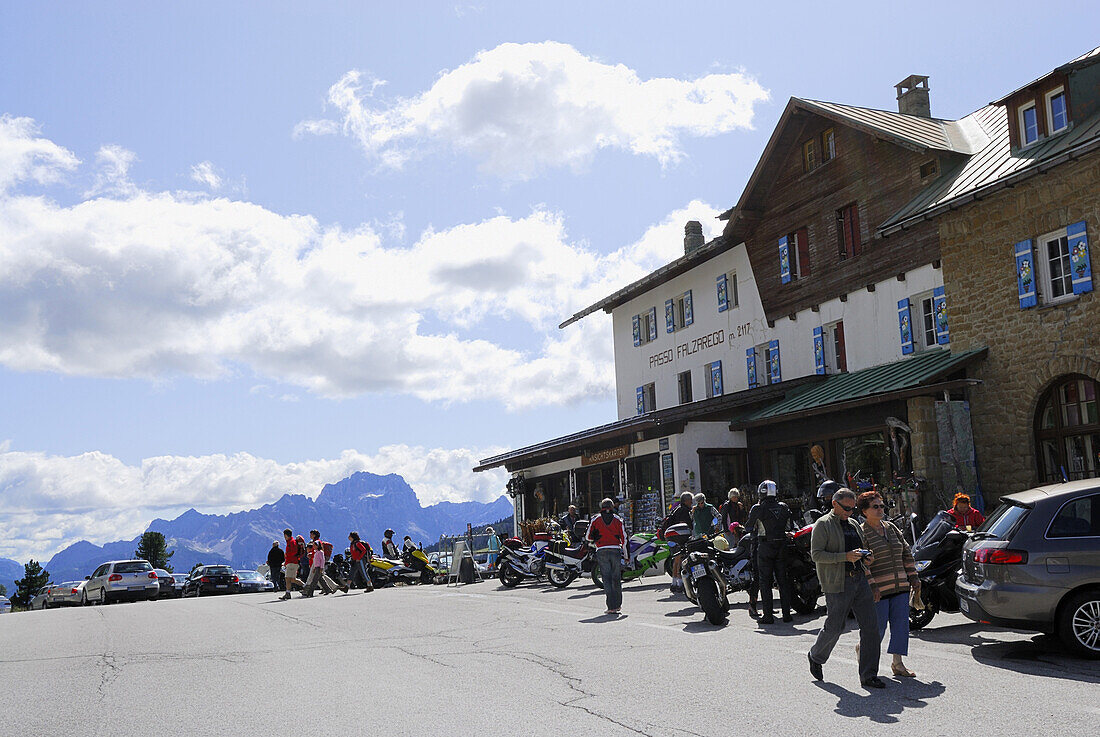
[279,528,305,601]
[946,494,985,531]
[587,497,628,615]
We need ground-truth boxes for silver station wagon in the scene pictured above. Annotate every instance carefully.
[956,478,1100,658]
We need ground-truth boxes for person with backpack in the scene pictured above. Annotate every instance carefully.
[278,529,305,601]
[381,529,399,559]
[345,531,374,592]
[586,497,627,615]
[301,542,342,597]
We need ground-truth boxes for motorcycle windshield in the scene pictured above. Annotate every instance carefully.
[913,511,954,555]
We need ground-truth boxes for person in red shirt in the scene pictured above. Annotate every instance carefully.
[279,528,305,600]
[345,531,374,592]
[586,497,627,615]
[946,494,985,531]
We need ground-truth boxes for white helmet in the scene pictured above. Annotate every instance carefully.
[758,480,778,497]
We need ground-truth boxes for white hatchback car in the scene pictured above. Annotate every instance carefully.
[83,560,159,605]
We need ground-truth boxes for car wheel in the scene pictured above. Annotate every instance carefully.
[1058,589,1100,659]
[81,590,89,607]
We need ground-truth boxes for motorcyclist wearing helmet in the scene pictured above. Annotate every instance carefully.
[381,529,399,560]
[745,480,794,624]
[808,480,841,524]
[658,491,695,592]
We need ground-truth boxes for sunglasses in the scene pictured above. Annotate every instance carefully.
[868,504,885,509]
[838,504,856,513]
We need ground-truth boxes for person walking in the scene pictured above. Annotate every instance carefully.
[807,487,885,689]
[745,480,793,624]
[345,532,374,593]
[859,491,919,678]
[691,493,720,539]
[279,529,305,601]
[301,542,341,597]
[587,497,627,615]
[266,540,285,591]
[296,534,310,575]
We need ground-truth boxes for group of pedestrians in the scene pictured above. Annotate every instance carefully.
[270,527,395,600]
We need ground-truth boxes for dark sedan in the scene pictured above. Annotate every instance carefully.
[235,570,274,593]
[183,565,240,597]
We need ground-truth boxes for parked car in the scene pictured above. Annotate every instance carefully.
[0,596,10,614]
[171,573,189,593]
[46,581,86,608]
[83,560,159,605]
[30,586,53,610]
[153,569,180,598]
[235,570,274,593]
[956,478,1100,658]
[183,565,240,597]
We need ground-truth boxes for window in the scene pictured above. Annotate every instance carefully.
[1048,494,1100,538]
[825,320,847,373]
[910,291,937,351]
[665,290,694,332]
[920,159,939,179]
[1019,102,1039,146]
[1046,87,1068,134]
[633,307,658,346]
[706,361,723,398]
[717,271,738,311]
[836,203,861,259]
[678,370,693,404]
[636,382,657,414]
[1036,375,1100,483]
[788,227,810,279]
[1037,228,1074,304]
[821,128,836,162]
[802,138,817,173]
[754,343,780,386]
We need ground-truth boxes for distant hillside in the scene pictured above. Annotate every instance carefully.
[0,557,23,597]
[44,472,513,583]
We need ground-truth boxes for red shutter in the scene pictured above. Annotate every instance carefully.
[835,321,847,372]
[850,204,862,256]
[838,207,851,259]
[797,226,810,277]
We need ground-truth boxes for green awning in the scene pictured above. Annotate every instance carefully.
[732,347,988,428]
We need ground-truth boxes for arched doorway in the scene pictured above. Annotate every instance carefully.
[1035,375,1100,482]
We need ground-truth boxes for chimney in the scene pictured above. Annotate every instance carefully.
[684,220,705,255]
[895,75,931,117]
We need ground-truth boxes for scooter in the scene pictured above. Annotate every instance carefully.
[497,532,554,587]
[909,510,969,630]
[369,555,422,586]
[402,547,439,584]
[590,532,672,587]
[541,538,594,589]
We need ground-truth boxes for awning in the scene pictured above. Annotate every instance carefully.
[730,347,988,429]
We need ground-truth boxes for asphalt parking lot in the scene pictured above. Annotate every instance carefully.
[2,578,1097,737]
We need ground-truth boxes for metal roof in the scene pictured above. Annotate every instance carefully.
[991,44,1100,106]
[732,347,988,427]
[797,99,989,155]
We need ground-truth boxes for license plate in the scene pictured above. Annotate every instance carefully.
[691,565,706,578]
[216,584,227,588]
[128,586,143,591]
[959,598,969,613]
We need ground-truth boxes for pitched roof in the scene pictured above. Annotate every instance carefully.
[796,99,989,155]
[991,44,1100,105]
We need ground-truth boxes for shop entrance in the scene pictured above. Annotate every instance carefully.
[699,449,749,505]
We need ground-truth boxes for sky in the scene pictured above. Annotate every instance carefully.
[2,2,1097,562]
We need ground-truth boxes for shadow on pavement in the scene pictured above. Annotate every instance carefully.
[815,678,946,723]
[970,634,1100,683]
[579,612,627,624]
[664,606,699,618]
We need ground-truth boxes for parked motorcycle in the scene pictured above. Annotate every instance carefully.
[497,532,554,587]
[590,532,672,587]
[402,547,439,584]
[681,535,732,625]
[369,555,422,586]
[785,524,823,614]
[909,510,969,630]
[541,538,593,589]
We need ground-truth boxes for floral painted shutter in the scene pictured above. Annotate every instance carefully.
[632,314,641,346]
[1015,239,1037,309]
[684,290,694,326]
[710,361,723,397]
[897,298,914,354]
[768,339,781,383]
[665,299,675,333]
[813,327,826,375]
[932,286,950,344]
[647,307,658,342]
[636,386,645,415]
[716,274,729,313]
[746,348,758,388]
[779,235,791,284]
[1068,221,1094,295]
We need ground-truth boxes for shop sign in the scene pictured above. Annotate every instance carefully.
[582,445,631,466]
[659,438,669,451]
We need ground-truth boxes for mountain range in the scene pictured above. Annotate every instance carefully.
[7,472,513,590]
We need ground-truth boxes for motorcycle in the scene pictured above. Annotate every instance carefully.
[402,547,439,584]
[590,532,672,587]
[541,537,594,589]
[497,531,554,587]
[681,535,732,625]
[909,510,969,630]
[369,554,422,586]
[784,524,823,614]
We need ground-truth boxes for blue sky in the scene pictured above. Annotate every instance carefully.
[1,1,1097,560]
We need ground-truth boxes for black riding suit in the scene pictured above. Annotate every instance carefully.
[745,497,793,619]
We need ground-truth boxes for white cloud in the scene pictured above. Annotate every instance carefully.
[0,445,510,562]
[0,115,79,192]
[297,41,769,179]
[86,144,138,197]
[0,114,722,410]
[190,160,223,190]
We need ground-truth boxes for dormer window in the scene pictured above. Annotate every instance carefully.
[1019,102,1039,146]
[821,128,836,162]
[1046,87,1068,134]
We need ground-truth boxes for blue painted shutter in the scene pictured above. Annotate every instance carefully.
[665,299,675,333]
[779,236,791,284]
[813,327,825,375]
[1015,239,1037,309]
[1068,221,1093,295]
[710,361,723,397]
[897,298,914,354]
[684,290,694,326]
[647,307,657,342]
[932,286,950,344]
[636,386,645,415]
[716,274,729,313]
[746,348,757,388]
[768,339,781,383]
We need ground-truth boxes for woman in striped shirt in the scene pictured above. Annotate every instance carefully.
[858,491,920,678]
